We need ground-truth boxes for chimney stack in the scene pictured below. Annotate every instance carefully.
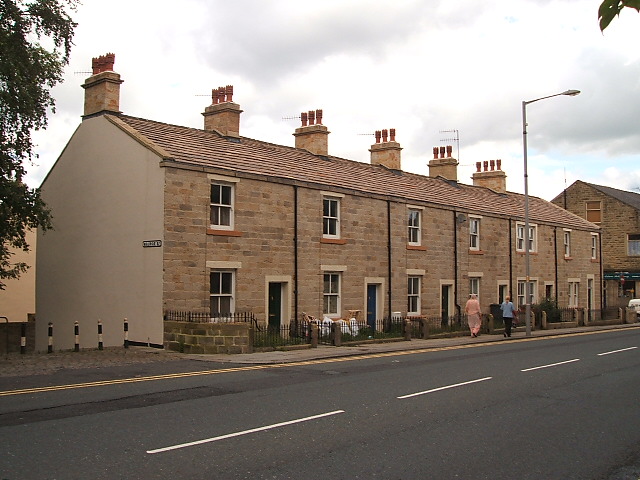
[293,109,329,156]
[472,159,507,193]
[202,85,243,137]
[370,128,402,170]
[82,53,123,118]
[428,145,458,181]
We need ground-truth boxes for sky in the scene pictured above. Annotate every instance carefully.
[28,0,640,201]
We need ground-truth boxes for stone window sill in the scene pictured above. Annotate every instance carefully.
[207,229,243,237]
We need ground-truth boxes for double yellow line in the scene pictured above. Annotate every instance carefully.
[0,328,633,397]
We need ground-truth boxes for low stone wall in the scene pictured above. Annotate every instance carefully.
[0,316,36,354]
[163,321,253,354]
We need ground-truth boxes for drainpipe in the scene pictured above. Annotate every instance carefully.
[294,185,299,323]
[387,200,392,317]
[508,220,513,297]
[554,227,559,304]
[453,211,460,319]
[599,232,604,310]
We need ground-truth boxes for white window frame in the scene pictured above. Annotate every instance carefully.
[408,208,421,245]
[591,233,598,260]
[323,272,341,316]
[516,222,537,253]
[323,196,341,239]
[210,182,234,230]
[407,276,421,315]
[563,229,572,258]
[517,279,537,309]
[469,217,480,251]
[210,270,235,316]
[469,277,480,302]
[627,234,640,256]
[568,280,579,307]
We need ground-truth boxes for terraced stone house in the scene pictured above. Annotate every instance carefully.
[35,55,601,349]
[552,181,640,308]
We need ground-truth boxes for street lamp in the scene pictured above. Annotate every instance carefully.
[522,89,580,336]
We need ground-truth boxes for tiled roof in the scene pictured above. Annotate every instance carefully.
[585,182,640,211]
[111,114,598,231]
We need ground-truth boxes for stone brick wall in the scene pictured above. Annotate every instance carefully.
[163,321,252,354]
[161,166,601,325]
[552,182,640,272]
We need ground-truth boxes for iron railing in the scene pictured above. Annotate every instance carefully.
[164,310,257,325]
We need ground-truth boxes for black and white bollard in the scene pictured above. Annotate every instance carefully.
[123,318,129,349]
[20,322,26,354]
[74,321,80,352]
[48,322,54,353]
[97,320,103,350]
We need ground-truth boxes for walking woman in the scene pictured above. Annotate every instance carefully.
[500,296,517,337]
[465,294,482,337]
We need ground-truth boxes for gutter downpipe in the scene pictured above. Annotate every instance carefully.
[554,227,559,304]
[294,185,299,323]
[453,211,460,320]
[509,221,513,297]
[387,200,392,318]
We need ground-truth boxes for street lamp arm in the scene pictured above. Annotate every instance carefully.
[525,89,581,106]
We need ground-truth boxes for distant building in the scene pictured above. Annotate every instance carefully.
[0,230,36,323]
[552,181,640,308]
[35,54,601,350]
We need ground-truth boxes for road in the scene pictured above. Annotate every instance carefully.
[0,329,639,479]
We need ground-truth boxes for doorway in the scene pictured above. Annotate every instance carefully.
[366,284,378,331]
[268,282,283,331]
[441,284,452,325]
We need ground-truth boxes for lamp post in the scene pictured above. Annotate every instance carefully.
[522,89,580,336]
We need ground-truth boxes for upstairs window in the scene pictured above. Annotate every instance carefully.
[323,197,340,238]
[469,217,480,250]
[591,234,598,260]
[628,234,640,256]
[210,183,233,229]
[516,223,537,252]
[585,201,601,224]
[408,209,421,245]
[563,230,572,257]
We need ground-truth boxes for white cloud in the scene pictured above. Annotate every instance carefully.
[26,0,640,203]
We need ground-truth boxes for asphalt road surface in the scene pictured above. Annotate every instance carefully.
[1,329,639,479]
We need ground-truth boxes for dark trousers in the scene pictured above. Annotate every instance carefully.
[504,317,513,336]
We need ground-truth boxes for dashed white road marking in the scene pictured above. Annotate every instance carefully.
[521,359,580,372]
[397,376,493,399]
[147,410,345,454]
[597,346,638,356]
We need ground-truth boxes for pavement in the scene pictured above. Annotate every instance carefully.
[0,322,638,378]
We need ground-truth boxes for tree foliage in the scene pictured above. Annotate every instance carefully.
[0,0,77,288]
[599,0,640,31]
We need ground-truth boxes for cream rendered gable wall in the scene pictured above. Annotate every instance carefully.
[0,229,36,322]
[36,116,165,350]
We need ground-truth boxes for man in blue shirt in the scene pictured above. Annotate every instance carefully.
[500,296,517,337]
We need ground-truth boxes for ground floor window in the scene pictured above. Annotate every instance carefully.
[210,271,234,315]
[469,277,480,302]
[323,273,341,316]
[517,280,537,308]
[407,276,421,314]
[568,281,579,307]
